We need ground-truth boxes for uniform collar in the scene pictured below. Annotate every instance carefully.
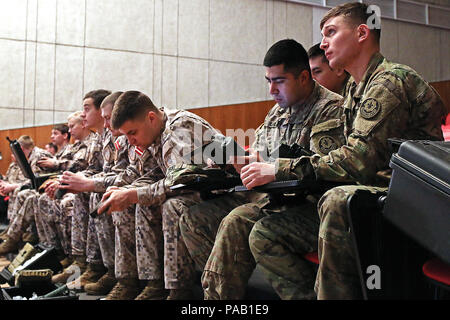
[278,81,320,119]
[353,52,385,99]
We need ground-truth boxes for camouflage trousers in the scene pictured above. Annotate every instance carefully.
[71,192,90,257]
[179,192,259,271]
[136,194,201,289]
[111,204,137,279]
[6,187,21,221]
[249,199,319,300]
[86,192,115,270]
[201,195,318,300]
[315,185,388,300]
[37,192,74,256]
[6,189,38,241]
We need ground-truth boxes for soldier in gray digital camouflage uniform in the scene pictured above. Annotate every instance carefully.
[49,89,111,283]
[36,111,95,267]
[97,91,220,300]
[193,39,345,300]
[250,2,446,300]
[61,92,138,292]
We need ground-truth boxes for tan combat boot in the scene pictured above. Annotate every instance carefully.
[0,236,20,255]
[135,279,169,300]
[104,278,140,300]
[51,255,87,284]
[166,287,195,300]
[59,256,74,269]
[84,269,117,295]
[67,263,106,290]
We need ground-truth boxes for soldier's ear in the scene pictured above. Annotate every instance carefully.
[357,24,370,43]
[299,69,311,83]
[147,111,156,122]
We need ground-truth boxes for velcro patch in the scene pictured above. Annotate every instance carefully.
[360,98,381,119]
[318,136,338,155]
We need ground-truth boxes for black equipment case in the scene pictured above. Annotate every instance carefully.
[383,140,450,264]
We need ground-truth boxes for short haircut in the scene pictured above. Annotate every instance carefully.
[308,43,327,61]
[320,2,381,43]
[17,135,35,149]
[100,91,124,109]
[46,142,58,153]
[53,123,71,141]
[67,111,84,124]
[83,89,112,110]
[111,91,157,130]
[263,39,310,77]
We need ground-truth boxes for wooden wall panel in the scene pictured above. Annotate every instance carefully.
[430,81,450,115]
[0,125,54,175]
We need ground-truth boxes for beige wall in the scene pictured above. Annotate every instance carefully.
[0,0,449,131]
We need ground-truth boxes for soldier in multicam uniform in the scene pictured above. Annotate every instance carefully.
[48,89,111,282]
[0,135,54,255]
[190,39,344,300]
[308,43,351,97]
[250,2,446,300]
[35,111,93,267]
[97,91,219,300]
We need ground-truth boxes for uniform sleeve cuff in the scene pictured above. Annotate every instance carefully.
[93,179,107,193]
[136,186,150,204]
[275,158,294,181]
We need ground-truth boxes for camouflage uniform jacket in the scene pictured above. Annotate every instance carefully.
[275,53,446,186]
[54,137,90,173]
[90,133,153,193]
[82,131,105,178]
[252,82,344,158]
[134,108,219,207]
[4,162,25,184]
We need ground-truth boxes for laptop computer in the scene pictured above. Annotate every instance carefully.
[6,137,59,191]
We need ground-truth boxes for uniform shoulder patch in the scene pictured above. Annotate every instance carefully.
[360,98,381,119]
[318,136,338,155]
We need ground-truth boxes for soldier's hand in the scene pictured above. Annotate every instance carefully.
[230,149,258,174]
[37,157,57,169]
[99,187,138,215]
[44,180,60,199]
[240,162,276,189]
[0,183,19,195]
[59,171,95,193]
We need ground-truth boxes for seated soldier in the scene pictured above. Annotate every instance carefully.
[0,135,54,255]
[308,43,351,96]
[37,124,72,171]
[46,89,111,282]
[249,2,446,300]
[57,92,132,293]
[94,91,222,300]
[187,39,344,300]
[0,119,88,256]
[34,111,92,268]
[0,155,23,227]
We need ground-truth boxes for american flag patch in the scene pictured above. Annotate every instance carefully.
[135,146,145,157]
[114,138,121,151]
